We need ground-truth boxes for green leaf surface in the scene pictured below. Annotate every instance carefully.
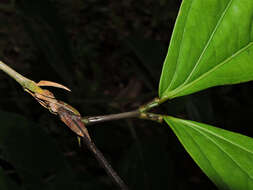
[159,0,253,100]
[164,116,253,190]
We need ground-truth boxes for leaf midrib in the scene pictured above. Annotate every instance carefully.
[163,42,253,99]
[180,119,253,159]
[171,123,227,187]
[168,0,233,91]
[176,118,253,181]
[182,0,233,85]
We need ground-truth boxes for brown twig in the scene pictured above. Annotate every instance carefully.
[58,107,129,190]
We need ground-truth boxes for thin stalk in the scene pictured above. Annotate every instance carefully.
[0,61,41,93]
[139,112,164,123]
[138,97,161,113]
[0,61,30,86]
[82,110,164,125]
[71,118,129,190]
[82,110,140,125]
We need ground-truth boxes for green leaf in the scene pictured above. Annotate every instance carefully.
[164,116,253,190]
[159,0,253,100]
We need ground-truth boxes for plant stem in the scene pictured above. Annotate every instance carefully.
[82,110,140,125]
[0,61,43,93]
[0,61,30,86]
[0,60,165,125]
[82,110,164,125]
[139,112,164,123]
[139,97,161,112]
[71,117,129,190]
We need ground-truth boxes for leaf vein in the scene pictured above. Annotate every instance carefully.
[181,125,227,186]
[182,0,234,85]
[165,42,253,98]
[181,119,253,181]
[167,0,195,90]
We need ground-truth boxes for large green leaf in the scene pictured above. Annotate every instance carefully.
[164,116,253,190]
[159,0,253,100]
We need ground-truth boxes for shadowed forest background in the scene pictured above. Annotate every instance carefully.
[0,0,252,189]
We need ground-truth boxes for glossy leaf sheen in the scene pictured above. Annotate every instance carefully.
[165,116,253,190]
[159,0,253,99]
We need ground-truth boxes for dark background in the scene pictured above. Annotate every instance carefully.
[0,0,252,189]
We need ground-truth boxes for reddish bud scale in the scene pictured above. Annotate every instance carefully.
[58,106,91,140]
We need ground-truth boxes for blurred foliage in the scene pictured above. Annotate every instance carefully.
[0,0,252,189]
